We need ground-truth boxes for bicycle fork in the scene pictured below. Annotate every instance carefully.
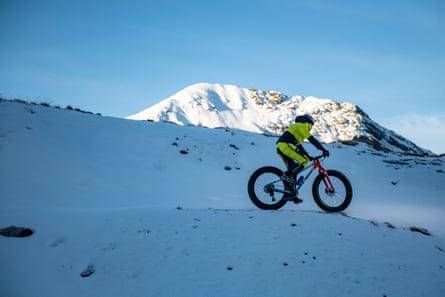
[319,168,336,195]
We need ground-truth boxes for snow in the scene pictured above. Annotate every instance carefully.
[127,83,431,155]
[1,100,445,297]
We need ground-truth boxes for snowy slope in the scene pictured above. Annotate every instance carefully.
[128,83,431,155]
[1,100,445,297]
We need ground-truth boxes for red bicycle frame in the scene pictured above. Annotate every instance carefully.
[295,157,335,193]
[313,159,335,193]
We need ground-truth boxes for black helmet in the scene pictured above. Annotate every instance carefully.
[295,114,315,125]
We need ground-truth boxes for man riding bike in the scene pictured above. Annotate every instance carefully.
[276,114,329,202]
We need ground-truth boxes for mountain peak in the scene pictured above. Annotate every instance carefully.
[128,83,431,156]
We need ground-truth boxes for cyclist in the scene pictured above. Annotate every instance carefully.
[276,114,329,202]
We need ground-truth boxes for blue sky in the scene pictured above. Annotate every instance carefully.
[1,0,444,153]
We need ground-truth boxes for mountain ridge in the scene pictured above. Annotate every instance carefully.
[127,83,432,156]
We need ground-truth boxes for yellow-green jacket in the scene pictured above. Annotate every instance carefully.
[276,122,324,166]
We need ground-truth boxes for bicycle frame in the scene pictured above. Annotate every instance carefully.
[295,158,335,193]
[269,156,335,196]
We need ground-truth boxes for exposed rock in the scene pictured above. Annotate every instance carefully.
[80,265,95,278]
[0,226,34,238]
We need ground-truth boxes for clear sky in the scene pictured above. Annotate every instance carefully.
[1,0,444,153]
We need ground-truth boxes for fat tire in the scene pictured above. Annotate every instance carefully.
[248,166,288,210]
[312,170,352,212]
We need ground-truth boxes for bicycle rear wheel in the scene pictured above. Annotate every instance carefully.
[312,170,352,212]
[247,166,289,210]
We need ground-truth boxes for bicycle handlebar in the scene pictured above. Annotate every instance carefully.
[310,155,326,161]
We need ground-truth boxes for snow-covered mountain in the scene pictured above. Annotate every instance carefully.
[128,83,431,155]
[1,99,445,297]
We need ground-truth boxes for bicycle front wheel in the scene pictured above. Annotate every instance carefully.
[312,170,352,212]
[247,166,289,210]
